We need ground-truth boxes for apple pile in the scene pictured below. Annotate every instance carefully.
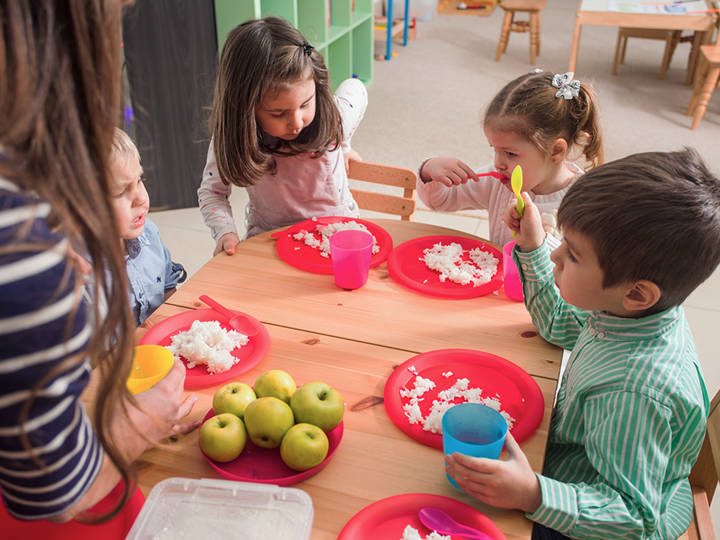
[199,369,345,472]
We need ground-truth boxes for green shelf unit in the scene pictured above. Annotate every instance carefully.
[213,0,373,89]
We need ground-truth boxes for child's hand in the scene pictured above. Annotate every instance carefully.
[214,233,240,256]
[504,193,545,252]
[420,157,479,187]
[445,433,542,514]
[344,149,363,174]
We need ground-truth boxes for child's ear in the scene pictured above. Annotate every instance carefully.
[623,280,661,312]
[549,139,568,164]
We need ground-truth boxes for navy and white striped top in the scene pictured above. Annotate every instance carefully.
[0,178,103,520]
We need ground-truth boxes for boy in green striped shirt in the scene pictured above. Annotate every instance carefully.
[445,149,720,540]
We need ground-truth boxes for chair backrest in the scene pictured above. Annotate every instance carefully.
[348,161,417,221]
[681,389,720,540]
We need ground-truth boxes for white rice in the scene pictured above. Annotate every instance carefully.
[292,220,380,258]
[421,242,498,287]
[166,320,248,374]
[400,525,451,540]
[400,374,516,434]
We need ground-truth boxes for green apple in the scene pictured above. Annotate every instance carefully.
[243,396,294,449]
[199,413,247,462]
[290,381,344,433]
[280,423,329,472]
[212,382,256,420]
[254,370,297,405]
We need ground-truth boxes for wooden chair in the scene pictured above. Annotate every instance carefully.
[495,0,547,65]
[678,389,720,540]
[686,43,720,129]
[348,161,417,221]
[612,28,677,79]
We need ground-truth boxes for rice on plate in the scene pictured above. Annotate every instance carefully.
[293,220,380,258]
[421,242,498,287]
[400,365,515,434]
[166,320,248,374]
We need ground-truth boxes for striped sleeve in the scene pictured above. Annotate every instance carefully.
[513,241,588,351]
[0,186,103,520]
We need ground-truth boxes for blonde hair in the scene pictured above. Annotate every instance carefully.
[484,71,604,169]
[111,127,141,165]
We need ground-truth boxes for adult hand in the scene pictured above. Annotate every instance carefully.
[503,192,545,252]
[214,232,240,256]
[420,157,479,187]
[343,148,363,174]
[445,433,542,514]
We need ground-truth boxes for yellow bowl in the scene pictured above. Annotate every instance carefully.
[127,345,174,395]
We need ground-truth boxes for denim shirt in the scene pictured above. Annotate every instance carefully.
[125,217,186,326]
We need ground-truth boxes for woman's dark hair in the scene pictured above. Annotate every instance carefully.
[0,0,137,524]
[209,16,343,188]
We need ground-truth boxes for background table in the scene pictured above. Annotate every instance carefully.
[569,0,719,83]
[112,219,564,540]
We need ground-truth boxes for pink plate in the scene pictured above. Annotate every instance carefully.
[337,493,508,540]
[139,308,270,388]
[383,349,544,449]
[200,409,343,486]
[273,217,393,274]
[387,235,503,299]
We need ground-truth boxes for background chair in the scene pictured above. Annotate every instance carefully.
[612,27,685,80]
[495,0,548,65]
[679,389,720,540]
[348,161,417,221]
[687,42,720,130]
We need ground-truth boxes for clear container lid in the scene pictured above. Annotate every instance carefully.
[125,478,314,540]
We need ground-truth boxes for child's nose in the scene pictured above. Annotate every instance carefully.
[494,154,506,172]
[133,183,148,206]
[550,246,562,268]
[289,111,304,131]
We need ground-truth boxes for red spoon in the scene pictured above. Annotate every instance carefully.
[198,295,258,337]
[477,171,506,180]
[418,507,494,540]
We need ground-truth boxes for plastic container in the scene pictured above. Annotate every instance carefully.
[127,344,174,394]
[125,478,314,540]
[329,229,374,290]
[383,0,439,21]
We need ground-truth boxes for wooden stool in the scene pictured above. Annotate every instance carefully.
[495,0,547,65]
[686,44,720,130]
[612,28,676,79]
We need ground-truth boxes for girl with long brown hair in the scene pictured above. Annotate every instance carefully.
[198,16,368,256]
[0,0,197,524]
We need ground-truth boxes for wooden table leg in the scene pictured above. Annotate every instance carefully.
[686,30,710,86]
[569,13,582,72]
[496,11,513,62]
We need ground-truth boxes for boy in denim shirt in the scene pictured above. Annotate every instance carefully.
[110,128,186,326]
[445,149,719,539]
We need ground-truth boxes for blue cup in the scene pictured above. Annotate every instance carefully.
[442,403,508,488]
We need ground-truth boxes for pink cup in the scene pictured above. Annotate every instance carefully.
[503,241,524,301]
[329,230,374,290]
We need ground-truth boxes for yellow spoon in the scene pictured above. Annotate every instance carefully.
[511,165,524,238]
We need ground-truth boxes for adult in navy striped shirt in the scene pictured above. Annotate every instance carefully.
[0,0,197,525]
[445,149,720,539]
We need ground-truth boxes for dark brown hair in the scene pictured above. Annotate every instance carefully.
[484,71,604,169]
[557,148,720,311]
[1,0,136,523]
[209,16,343,188]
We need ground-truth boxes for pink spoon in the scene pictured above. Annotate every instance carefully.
[198,295,258,337]
[418,507,494,540]
[476,171,506,180]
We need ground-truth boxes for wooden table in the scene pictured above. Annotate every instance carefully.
[569,0,719,83]
[124,219,563,540]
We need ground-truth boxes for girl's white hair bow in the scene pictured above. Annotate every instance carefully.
[551,72,581,100]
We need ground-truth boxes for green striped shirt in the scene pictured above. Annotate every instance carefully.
[514,242,709,540]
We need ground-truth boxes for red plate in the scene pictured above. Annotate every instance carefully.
[337,493,507,540]
[273,217,393,274]
[387,235,503,299]
[200,409,343,486]
[383,349,544,449]
[139,308,270,388]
